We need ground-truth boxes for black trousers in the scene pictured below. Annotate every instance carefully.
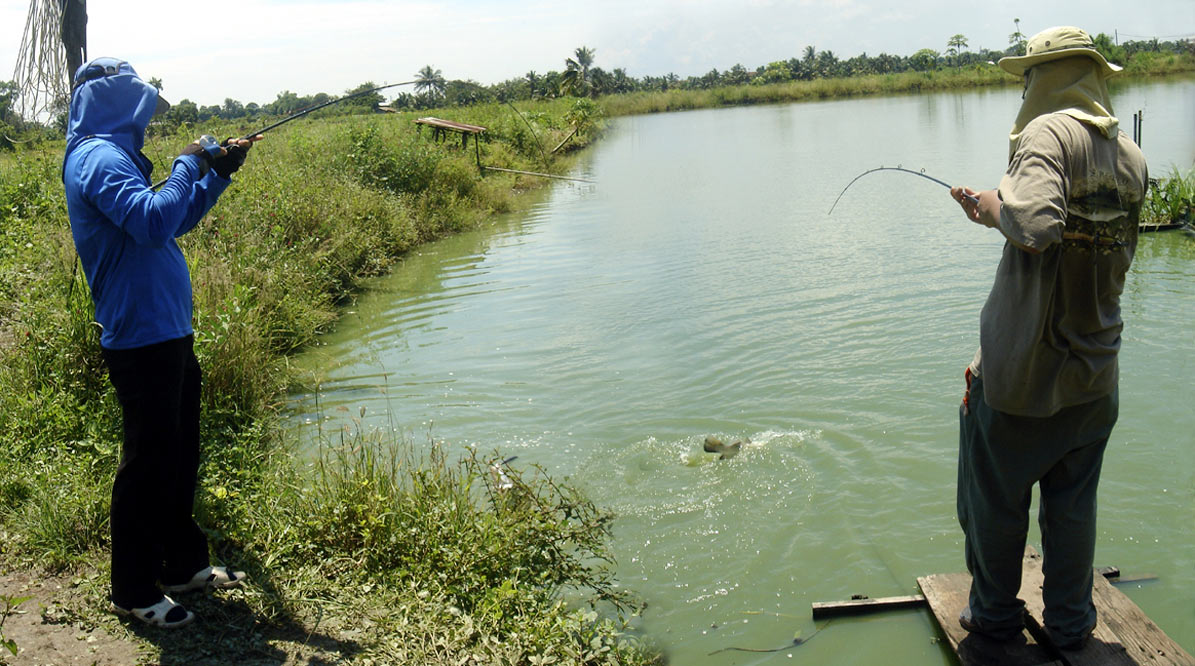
[102,335,209,608]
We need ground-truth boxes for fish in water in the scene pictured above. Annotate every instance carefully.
[703,436,745,460]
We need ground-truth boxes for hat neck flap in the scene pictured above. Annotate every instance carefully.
[1008,56,1118,160]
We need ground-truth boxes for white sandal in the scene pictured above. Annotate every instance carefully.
[162,565,247,593]
[113,595,195,628]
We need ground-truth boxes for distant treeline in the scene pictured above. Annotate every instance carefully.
[2,33,1192,144]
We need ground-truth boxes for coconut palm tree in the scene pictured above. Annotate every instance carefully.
[815,50,839,78]
[524,70,541,97]
[414,65,446,97]
[803,45,816,64]
[560,46,596,97]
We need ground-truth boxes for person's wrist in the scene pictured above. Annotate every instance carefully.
[196,135,221,161]
[211,139,248,179]
[179,135,221,176]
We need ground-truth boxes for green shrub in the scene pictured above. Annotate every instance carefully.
[342,124,439,195]
[1,447,113,569]
[245,433,643,645]
[1143,167,1195,225]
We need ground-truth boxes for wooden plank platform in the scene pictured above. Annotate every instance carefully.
[917,547,1193,666]
[413,117,486,165]
[414,117,486,134]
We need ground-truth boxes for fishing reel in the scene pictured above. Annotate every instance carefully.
[196,135,223,160]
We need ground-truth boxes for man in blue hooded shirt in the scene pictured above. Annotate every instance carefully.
[63,57,257,627]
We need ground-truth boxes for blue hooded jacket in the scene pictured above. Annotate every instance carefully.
[63,58,230,350]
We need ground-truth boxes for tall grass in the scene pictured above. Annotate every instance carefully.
[600,64,1195,118]
[211,423,654,663]
[0,103,660,663]
[1123,51,1195,77]
[602,66,1014,116]
[1143,167,1195,226]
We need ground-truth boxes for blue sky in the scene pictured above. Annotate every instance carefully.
[3,0,1192,107]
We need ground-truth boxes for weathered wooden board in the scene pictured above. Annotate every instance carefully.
[918,569,1059,666]
[810,568,1152,621]
[918,546,1194,666]
[1088,573,1193,665]
[811,594,927,619]
[1020,548,1194,666]
[414,117,486,134]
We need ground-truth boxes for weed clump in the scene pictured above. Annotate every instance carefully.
[1143,167,1195,226]
[235,433,652,663]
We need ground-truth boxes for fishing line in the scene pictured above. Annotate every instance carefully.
[482,101,594,182]
[151,80,418,189]
[827,165,978,215]
[707,619,833,655]
[2,133,37,144]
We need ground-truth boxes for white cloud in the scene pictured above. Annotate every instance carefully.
[4,0,1192,110]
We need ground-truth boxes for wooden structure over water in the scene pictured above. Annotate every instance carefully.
[917,547,1193,666]
[414,117,485,146]
[813,546,1192,665]
[414,117,485,168]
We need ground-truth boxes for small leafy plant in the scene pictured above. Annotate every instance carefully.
[1,594,32,658]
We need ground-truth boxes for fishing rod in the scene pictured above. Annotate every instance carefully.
[152,80,418,189]
[827,166,978,215]
[243,79,417,139]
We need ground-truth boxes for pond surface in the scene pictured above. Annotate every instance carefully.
[289,76,1195,663]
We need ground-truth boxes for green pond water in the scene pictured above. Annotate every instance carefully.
[289,76,1195,663]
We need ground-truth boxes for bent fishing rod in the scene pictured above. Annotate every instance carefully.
[153,80,596,187]
[827,166,978,215]
[244,80,417,139]
[152,80,418,189]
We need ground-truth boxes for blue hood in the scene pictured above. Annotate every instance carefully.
[64,58,162,179]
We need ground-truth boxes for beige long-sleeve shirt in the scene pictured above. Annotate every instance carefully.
[971,112,1148,417]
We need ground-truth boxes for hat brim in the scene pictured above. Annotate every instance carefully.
[998,48,1123,77]
[154,94,171,117]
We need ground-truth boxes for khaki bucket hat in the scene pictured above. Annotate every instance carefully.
[998,26,1123,77]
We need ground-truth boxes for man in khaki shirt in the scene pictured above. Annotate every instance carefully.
[949,26,1147,650]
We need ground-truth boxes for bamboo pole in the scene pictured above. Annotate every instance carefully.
[480,166,595,183]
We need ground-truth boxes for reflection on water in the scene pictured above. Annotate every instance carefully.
[289,78,1195,663]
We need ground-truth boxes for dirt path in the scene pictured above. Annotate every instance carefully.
[1,568,142,665]
[1,566,359,665]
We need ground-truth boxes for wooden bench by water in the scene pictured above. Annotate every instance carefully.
[414,116,485,169]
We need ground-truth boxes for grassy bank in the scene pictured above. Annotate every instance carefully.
[1,97,661,664]
[601,66,1012,116]
[600,60,1195,117]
